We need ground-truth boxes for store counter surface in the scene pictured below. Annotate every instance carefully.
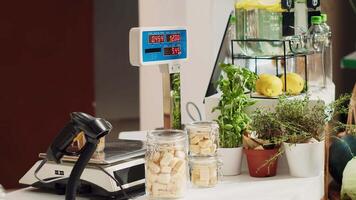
[6,132,324,200]
[7,172,323,200]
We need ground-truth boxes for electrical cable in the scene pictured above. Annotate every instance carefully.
[185,101,202,121]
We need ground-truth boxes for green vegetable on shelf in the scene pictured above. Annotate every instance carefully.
[341,158,356,200]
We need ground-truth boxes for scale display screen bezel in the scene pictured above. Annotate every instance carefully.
[141,29,187,63]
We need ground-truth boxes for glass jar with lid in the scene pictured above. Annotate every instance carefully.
[145,130,188,199]
[186,121,219,156]
[190,156,222,188]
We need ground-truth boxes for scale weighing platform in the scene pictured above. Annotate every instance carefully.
[20,140,146,198]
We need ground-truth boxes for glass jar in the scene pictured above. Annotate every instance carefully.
[235,1,284,56]
[145,130,188,199]
[190,157,221,188]
[258,9,282,40]
[186,121,219,157]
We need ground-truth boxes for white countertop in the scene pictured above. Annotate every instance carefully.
[5,132,324,200]
[6,172,323,200]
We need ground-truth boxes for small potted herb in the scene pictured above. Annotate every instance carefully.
[276,95,328,177]
[244,109,283,177]
[214,63,258,176]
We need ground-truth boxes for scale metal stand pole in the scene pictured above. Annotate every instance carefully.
[159,63,181,129]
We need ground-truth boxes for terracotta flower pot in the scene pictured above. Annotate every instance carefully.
[244,148,279,177]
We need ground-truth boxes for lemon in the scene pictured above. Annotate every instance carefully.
[256,74,270,93]
[256,74,283,97]
[280,73,304,95]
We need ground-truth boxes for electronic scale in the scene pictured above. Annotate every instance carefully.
[19,113,146,200]
[20,140,146,198]
[20,27,189,199]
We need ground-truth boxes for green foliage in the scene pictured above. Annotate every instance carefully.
[250,109,284,144]
[328,94,356,135]
[275,95,328,143]
[250,94,354,144]
[214,63,258,148]
[172,73,181,129]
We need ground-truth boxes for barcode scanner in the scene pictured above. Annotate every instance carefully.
[35,112,112,200]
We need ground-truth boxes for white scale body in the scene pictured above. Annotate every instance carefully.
[20,157,145,196]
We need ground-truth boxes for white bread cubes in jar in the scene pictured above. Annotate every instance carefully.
[145,130,188,199]
[186,121,219,156]
[190,157,221,188]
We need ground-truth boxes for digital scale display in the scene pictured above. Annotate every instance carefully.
[166,34,181,42]
[149,34,181,44]
[164,47,181,55]
[149,35,164,43]
[141,29,187,63]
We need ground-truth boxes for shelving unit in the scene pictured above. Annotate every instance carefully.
[230,39,313,99]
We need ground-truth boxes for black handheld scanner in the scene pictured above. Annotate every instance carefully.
[46,112,112,163]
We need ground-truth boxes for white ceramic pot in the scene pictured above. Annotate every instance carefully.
[283,141,324,178]
[218,147,243,176]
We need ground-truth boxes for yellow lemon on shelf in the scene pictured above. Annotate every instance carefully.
[256,74,283,97]
[280,73,305,95]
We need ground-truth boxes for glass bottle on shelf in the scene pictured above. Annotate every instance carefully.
[308,16,324,52]
[307,16,326,90]
[320,13,333,84]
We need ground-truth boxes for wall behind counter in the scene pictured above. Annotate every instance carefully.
[0,1,94,188]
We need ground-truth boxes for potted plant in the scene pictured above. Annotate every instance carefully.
[214,63,258,176]
[276,95,328,177]
[243,109,283,177]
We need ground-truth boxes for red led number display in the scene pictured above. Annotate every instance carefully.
[171,47,181,55]
[149,35,164,43]
[167,34,181,42]
[164,47,181,56]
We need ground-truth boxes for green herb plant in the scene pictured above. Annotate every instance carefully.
[172,73,181,129]
[274,94,354,143]
[250,108,284,148]
[214,63,258,148]
[274,95,329,143]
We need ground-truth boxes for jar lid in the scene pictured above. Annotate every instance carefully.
[147,129,187,143]
[186,121,219,132]
[189,156,221,165]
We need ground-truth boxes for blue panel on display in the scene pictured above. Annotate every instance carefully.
[142,30,187,63]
